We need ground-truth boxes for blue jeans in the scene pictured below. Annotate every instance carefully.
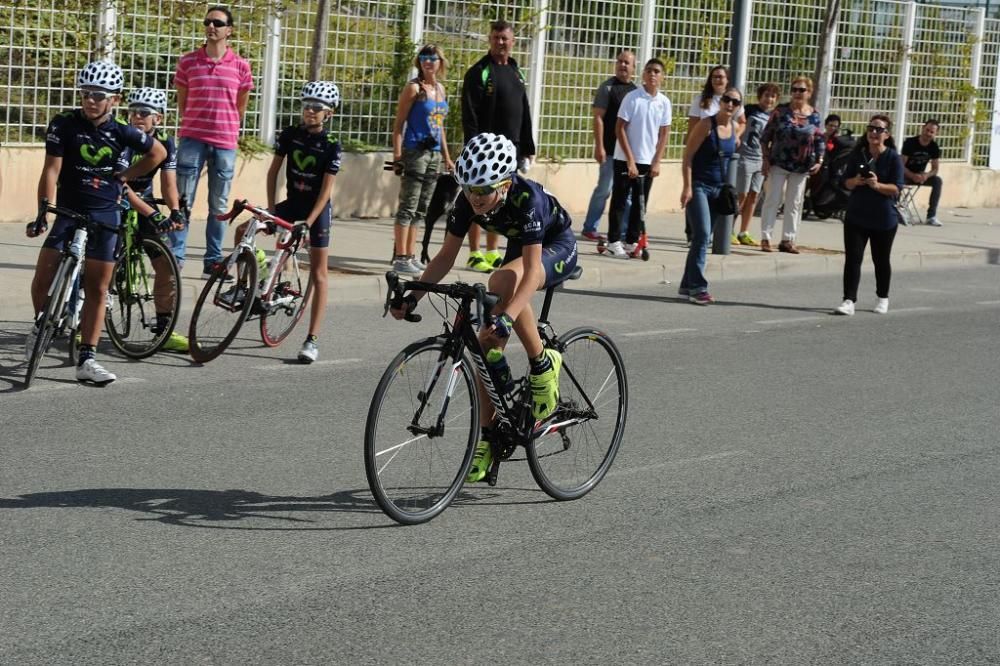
[680,181,723,296]
[168,137,237,271]
[582,158,630,237]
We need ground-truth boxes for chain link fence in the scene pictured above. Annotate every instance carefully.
[2,0,998,166]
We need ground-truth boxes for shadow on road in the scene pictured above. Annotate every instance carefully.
[0,487,398,531]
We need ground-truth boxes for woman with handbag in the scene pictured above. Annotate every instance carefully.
[679,87,741,305]
[758,76,825,253]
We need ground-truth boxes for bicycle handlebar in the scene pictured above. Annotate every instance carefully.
[216,199,294,231]
[383,271,500,325]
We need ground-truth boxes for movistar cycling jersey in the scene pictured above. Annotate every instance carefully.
[446,175,572,245]
[124,129,177,196]
[45,109,154,211]
[274,125,342,209]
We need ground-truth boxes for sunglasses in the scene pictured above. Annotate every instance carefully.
[463,180,510,197]
[720,95,742,106]
[203,18,229,28]
[791,86,809,93]
[302,102,331,113]
[866,125,889,134]
[418,55,440,63]
[80,90,111,102]
[128,107,157,118]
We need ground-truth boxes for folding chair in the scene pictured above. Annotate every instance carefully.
[896,183,922,226]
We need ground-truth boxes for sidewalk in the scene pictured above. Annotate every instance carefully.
[1,207,997,314]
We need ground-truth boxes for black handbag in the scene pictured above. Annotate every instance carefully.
[709,117,739,216]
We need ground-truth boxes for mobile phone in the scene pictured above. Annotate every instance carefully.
[858,163,872,178]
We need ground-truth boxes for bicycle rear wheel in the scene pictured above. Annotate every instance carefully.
[260,249,313,347]
[25,258,75,387]
[106,236,181,359]
[527,327,628,500]
[189,247,256,363]
[365,337,479,525]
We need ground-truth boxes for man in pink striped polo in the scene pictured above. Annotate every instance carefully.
[169,5,254,277]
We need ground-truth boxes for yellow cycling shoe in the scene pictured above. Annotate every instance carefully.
[161,331,190,353]
[466,440,493,483]
[529,348,563,420]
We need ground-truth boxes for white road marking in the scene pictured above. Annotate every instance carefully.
[975,300,1000,306]
[887,306,934,314]
[252,358,365,371]
[754,316,823,325]
[608,450,748,478]
[623,328,698,337]
[24,376,146,393]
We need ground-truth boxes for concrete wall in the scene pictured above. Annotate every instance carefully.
[1,145,997,222]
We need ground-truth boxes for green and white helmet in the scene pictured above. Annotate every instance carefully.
[77,60,124,92]
[301,81,340,108]
[127,88,167,113]
[454,133,517,187]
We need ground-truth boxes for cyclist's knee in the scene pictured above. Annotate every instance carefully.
[487,265,517,296]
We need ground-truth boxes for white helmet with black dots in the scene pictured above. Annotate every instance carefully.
[454,133,517,187]
[127,88,167,113]
[77,60,124,92]
[301,81,340,108]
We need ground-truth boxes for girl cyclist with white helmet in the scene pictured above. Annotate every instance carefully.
[26,61,166,384]
[391,132,578,483]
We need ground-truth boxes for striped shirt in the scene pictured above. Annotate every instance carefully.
[174,46,254,150]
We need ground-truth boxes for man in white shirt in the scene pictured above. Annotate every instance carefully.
[605,58,672,258]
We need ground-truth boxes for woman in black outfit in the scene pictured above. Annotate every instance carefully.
[833,114,904,316]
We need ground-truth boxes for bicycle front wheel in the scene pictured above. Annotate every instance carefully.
[364,337,479,525]
[189,248,256,363]
[527,327,628,501]
[106,236,181,359]
[260,249,313,347]
[25,258,75,387]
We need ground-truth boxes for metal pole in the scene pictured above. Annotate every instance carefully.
[528,0,548,151]
[964,8,986,164]
[814,15,838,115]
[894,1,917,141]
[259,8,282,145]
[713,0,752,255]
[309,0,332,81]
[638,0,656,67]
[409,0,426,78]
[96,0,116,61]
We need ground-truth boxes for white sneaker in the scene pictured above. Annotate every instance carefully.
[298,339,318,363]
[76,358,117,384]
[926,216,942,227]
[392,257,420,274]
[408,256,426,272]
[24,326,38,362]
[604,240,628,259]
[873,298,889,314]
[833,300,855,316]
[623,242,637,255]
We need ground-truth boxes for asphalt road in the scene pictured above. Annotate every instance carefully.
[1,266,998,664]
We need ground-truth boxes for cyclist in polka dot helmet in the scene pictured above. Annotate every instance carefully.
[391,131,579,465]
[127,87,168,114]
[77,60,124,93]
[301,81,340,109]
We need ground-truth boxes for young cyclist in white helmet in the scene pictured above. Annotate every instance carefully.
[26,61,166,384]
[391,132,577,483]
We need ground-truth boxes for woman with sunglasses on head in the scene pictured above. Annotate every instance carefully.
[390,133,577,483]
[389,44,454,275]
[25,61,166,384]
[119,87,190,353]
[833,115,903,316]
[255,81,343,363]
[680,87,742,305]
[759,76,825,253]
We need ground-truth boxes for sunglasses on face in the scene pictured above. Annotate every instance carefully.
[418,55,439,63]
[711,74,727,79]
[866,125,889,134]
[791,86,808,93]
[720,95,742,106]
[128,107,157,118]
[302,103,331,113]
[204,18,229,28]
[463,180,510,197]
[80,90,110,102]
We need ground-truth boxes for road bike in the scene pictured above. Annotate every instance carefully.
[188,199,313,363]
[24,201,117,387]
[365,268,629,525]
[104,196,183,359]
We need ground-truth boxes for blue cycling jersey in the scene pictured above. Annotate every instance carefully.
[123,129,177,197]
[446,175,572,245]
[274,125,342,210]
[45,109,154,212]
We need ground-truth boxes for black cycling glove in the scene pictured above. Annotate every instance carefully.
[150,211,172,234]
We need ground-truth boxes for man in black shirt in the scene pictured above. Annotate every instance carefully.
[581,50,637,241]
[901,119,943,226]
[461,20,537,271]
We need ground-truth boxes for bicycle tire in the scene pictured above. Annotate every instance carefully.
[25,258,75,387]
[365,337,479,525]
[106,236,181,359]
[189,247,257,363]
[527,327,628,501]
[259,248,313,347]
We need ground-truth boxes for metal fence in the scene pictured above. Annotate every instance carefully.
[1,0,998,166]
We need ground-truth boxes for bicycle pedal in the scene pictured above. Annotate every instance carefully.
[486,459,500,486]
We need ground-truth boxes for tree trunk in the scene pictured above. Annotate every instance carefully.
[812,0,841,113]
[309,0,332,80]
